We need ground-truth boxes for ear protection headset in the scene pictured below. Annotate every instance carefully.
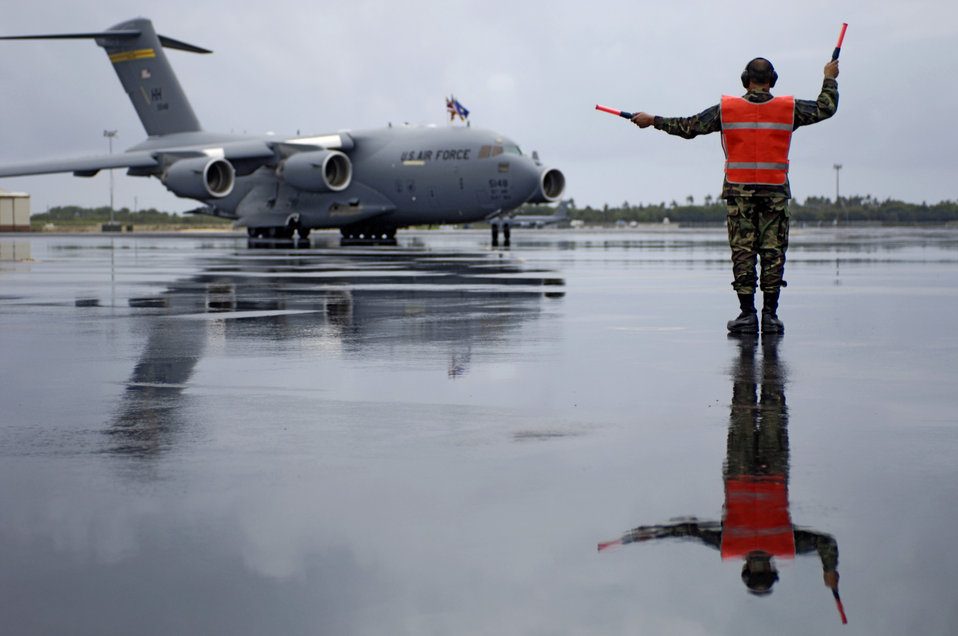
[741,58,778,89]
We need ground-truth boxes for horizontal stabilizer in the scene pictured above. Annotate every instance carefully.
[0,30,141,41]
[0,30,211,54]
[157,36,212,54]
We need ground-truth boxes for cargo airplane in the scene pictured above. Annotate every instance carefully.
[489,199,571,244]
[0,17,565,243]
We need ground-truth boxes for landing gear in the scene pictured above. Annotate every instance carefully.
[246,225,308,248]
[340,223,397,246]
[491,222,510,247]
[246,226,295,239]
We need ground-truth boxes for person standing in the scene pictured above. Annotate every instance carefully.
[629,57,839,333]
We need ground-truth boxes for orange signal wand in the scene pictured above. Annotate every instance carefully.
[595,104,635,119]
[832,23,848,60]
[833,588,848,624]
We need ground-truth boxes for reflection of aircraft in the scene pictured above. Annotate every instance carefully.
[490,199,570,246]
[0,18,565,243]
[599,335,846,622]
[108,246,564,457]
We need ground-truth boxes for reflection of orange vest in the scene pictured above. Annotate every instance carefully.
[721,475,795,559]
[720,95,794,185]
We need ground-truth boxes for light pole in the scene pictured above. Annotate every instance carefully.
[833,164,842,203]
[104,130,118,225]
[833,163,843,225]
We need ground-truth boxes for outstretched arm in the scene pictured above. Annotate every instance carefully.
[630,105,722,139]
[599,518,722,551]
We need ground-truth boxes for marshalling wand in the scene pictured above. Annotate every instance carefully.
[594,104,635,119]
[833,588,848,624]
[832,23,848,60]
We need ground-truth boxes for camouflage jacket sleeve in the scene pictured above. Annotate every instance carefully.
[652,105,722,139]
[794,528,839,571]
[794,78,839,128]
[623,519,723,550]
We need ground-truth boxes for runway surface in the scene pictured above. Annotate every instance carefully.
[2,227,957,634]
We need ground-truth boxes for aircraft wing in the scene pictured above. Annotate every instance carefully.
[0,139,282,179]
[0,151,159,178]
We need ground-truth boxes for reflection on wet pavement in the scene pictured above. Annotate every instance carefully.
[109,248,565,457]
[1,229,957,634]
[599,334,845,622]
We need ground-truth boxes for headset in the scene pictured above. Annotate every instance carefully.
[741,58,778,89]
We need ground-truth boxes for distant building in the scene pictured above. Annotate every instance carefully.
[0,189,30,232]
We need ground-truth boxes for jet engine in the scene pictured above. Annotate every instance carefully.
[527,167,566,203]
[162,156,235,199]
[278,150,352,192]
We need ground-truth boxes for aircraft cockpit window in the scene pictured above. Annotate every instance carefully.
[479,145,511,159]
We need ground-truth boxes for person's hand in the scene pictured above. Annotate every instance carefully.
[824,60,839,79]
[630,112,655,128]
[824,570,839,589]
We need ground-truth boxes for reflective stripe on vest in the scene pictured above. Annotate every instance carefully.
[720,95,794,186]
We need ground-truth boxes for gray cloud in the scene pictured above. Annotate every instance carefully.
[1,0,955,212]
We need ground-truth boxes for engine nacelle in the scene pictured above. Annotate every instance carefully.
[163,157,235,199]
[527,167,566,203]
[279,150,352,192]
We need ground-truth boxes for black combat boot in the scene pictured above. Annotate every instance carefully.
[727,293,758,334]
[761,290,785,334]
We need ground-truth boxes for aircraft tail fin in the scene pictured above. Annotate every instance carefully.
[555,199,569,219]
[1,18,208,137]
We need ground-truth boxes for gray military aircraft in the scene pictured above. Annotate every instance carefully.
[508,199,571,229]
[0,17,565,242]
[489,198,570,245]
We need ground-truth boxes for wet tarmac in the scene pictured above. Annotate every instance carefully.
[1,227,957,635]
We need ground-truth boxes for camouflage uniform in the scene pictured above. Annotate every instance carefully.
[652,79,838,293]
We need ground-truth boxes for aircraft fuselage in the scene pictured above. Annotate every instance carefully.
[203,125,554,234]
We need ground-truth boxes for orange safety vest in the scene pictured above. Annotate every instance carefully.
[721,475,796,560]
[720,95,795,186]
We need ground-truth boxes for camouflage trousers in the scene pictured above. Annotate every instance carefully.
[725,196,790,294]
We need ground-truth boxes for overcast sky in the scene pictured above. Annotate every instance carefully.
[1,0,955,213]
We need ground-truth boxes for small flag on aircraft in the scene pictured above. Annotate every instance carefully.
[446,95,469,121]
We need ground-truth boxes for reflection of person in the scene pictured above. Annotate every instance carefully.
[629,58,839,334]
[599,335,839,598]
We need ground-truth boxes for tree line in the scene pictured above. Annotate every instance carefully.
[31,206,233,228]
[523,196,958,225]
[30,197,958,229]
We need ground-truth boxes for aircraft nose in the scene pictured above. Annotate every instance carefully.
[507,155,540,199]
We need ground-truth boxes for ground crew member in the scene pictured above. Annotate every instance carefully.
[629,58,839,333]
